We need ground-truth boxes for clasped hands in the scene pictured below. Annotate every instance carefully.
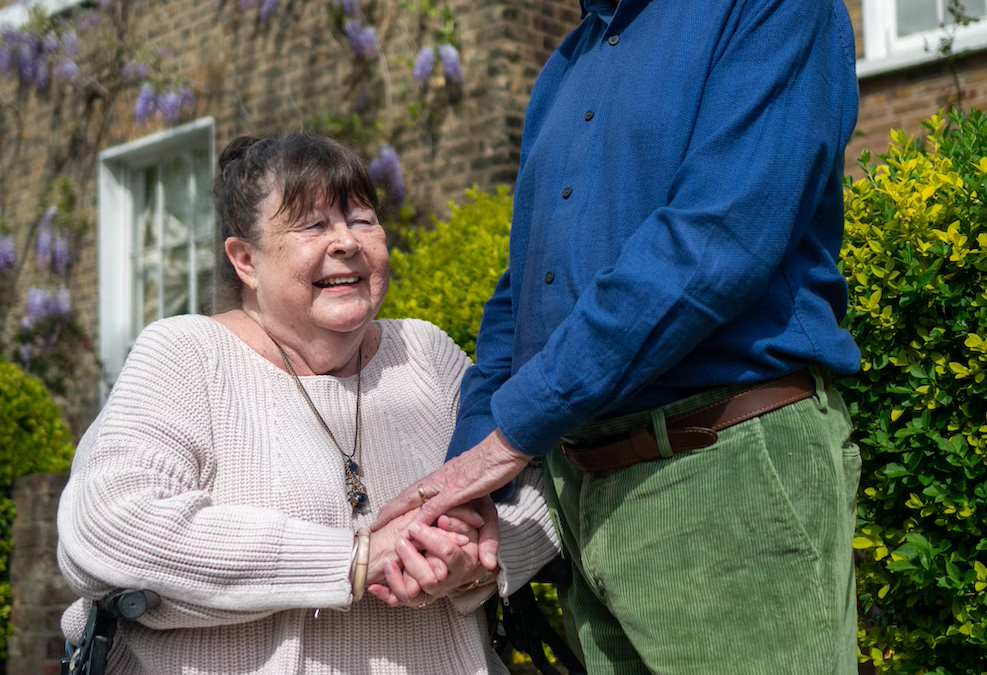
[363,497,499,607]
[364,429,534,608]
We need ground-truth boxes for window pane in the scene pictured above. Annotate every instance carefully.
[192,149,214,241]
[897,0,940,36]
[161,155,190,247]
[141,251,160,327]
[163,244,190,318]
[141,165,158,250]
[196,245,215,314]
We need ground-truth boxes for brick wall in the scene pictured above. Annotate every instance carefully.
[7,473,72,675]
[847,50,987,175]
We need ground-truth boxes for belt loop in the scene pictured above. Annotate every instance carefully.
[810,366,829,412]
[650,407,675,458]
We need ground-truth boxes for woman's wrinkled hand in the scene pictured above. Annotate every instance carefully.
[367,499,500,607]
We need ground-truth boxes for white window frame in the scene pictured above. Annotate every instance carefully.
[859,0,987,77]
[98,118,214,395]
[0,0,86,27]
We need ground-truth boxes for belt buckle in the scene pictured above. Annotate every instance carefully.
[558,436,580,456]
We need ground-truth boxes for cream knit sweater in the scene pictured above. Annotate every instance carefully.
[57,315,560,675]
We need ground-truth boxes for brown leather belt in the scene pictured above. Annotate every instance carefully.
[559,369,825,473]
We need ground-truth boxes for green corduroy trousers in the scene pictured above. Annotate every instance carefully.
[544,370,860,675]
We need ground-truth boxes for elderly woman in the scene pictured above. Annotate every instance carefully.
[57,131,559,674]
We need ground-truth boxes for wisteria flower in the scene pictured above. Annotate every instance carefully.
[438,43,463,85]
[0,234,15,270]
[136,83,157,123]
[54,233,71,275]
[158,89,183,124]
[54,287,72,315]
[260,0,280,21]
[369,144,407,202]
[17,344,32,364]
[25,286,53,323]
[62,31,79,60]
[37,206,57,264]
[123,60,153,79]
[413,46,434,85]
[56,58,80,81]
[179,85,197,109]
[344,20,377,58]
[342,0,359,15]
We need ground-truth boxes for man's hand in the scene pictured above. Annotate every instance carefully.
[371,429,532,568]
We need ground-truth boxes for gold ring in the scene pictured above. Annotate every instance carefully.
[415,601,427,609]
[417,485,429,503]
[456,579,481,592]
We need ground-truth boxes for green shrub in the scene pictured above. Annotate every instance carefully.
[0,359,75,665]
[841,109,987,674]
[379,187,570,668]
[379,185,512,357]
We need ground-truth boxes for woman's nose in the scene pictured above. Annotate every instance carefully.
[327,224,359,255]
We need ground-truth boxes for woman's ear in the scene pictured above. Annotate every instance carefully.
[225,237,260,290]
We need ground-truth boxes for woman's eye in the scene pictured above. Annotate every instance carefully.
[350,219,372,228]
[308,220,327,230]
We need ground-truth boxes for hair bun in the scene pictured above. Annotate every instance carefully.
[217,136,262,176]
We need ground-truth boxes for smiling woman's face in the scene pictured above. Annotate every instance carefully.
[246,187,389,338]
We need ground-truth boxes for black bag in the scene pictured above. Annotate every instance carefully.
[61,590,160,675]
[486,556,587,675]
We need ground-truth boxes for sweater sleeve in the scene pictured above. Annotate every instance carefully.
[447,465,560,614]
[57,320,357,626]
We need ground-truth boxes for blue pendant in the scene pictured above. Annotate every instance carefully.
[347,459,360,474]
[350,491,368,508]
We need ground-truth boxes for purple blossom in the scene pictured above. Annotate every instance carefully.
[438,43,463,85]
[42,31,58,55]
[37,206,57,264]
[17,344,32,364]
[260,0,280,20]
[158,89,183,124]
[0,234,15,270]
[54,287,72,315]
[54,233,70,275]
[122,60,153,79]
[78,10,101,30]
[342,0,359,15]
[369,144,406,202]
[17,34,39,83]
[179,85,196,108]
[0,28,15,73]
[344,20,377,58]
[34,59,50,88]
[62,31,79,60]
[412,46,434,85]
[55,59,80,81]
[136,83,156,123]
[25,286,53,323]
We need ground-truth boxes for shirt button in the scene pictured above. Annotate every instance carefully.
[584,109,594,121]
[545,272,555,284]
[608,34,619,45]
[562,187,572,199]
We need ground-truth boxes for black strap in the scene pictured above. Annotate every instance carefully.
[487,555,587,675]
[61,590,160,675]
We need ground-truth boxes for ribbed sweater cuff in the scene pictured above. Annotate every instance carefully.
[269,519,355,608]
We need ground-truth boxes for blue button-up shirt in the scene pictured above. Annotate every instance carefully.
[449,0,861,458]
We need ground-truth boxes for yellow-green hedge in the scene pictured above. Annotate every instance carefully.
[0,359,74,666]
[842,110,987,674]
[379,185,512,358]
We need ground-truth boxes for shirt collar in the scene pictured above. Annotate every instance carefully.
[580,0,617,21]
